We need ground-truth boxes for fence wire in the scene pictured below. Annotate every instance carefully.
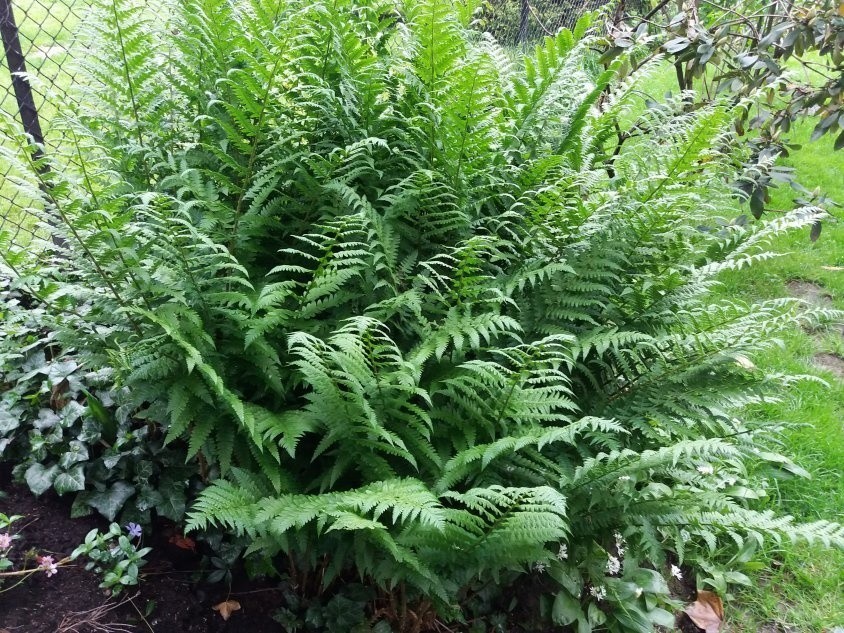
[0,0,637,256]
[481,0,613,46]
[0,0,86,249]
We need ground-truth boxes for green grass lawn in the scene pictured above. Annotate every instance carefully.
[633,61,844,628]
[715,121,844,631]
[630,58,844,630]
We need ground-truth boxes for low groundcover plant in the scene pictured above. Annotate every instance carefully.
[0,0,842,630]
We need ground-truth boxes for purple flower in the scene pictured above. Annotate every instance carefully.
[126,522,143,539]
[0,532,12,549]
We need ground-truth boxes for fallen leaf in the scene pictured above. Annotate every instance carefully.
[168,534,196,551]
[212,599,241,621]
[684,590,723,633]
[50,378,70,410]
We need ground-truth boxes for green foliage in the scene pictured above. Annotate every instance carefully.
[71,523,152,594]
[1,0,842,629]
[0,513,22,575]
[607,0,844,147]
[0,281,192,522]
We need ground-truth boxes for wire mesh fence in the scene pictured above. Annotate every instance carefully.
[482,0,612,46]
[0,0,640,256]
[0,0,87,249]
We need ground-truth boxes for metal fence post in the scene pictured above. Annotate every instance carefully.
[1,0,66,249]
[1,0,46,149]
[518,0,530,45]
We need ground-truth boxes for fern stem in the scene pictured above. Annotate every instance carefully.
[109,0,145,153]
[229,49,287,251]
[19,145,142,335]
[453,68,479,183]
[70,129,154,314]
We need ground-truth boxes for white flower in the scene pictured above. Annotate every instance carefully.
[614,531,626,556]
[533,561,547,573]
[618,475,632,482]
[670,564,683,580]
[696,464,714,475]
[606,555,621,575]
[634,586,643,598]
[557,544,568,560]
[589,585,607,601]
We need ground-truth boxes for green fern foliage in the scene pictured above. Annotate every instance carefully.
[1,0,842,629]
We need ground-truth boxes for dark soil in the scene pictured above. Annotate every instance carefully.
[0,480,284,633]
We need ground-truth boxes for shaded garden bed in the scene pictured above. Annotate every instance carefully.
[0,479,282,633]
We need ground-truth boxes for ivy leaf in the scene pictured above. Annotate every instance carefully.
[88,482,136,521]
[0,403,22,433]
[33,409,61,431]
[47,360,77,384]
[54,465,86,495]
[156,476,187,521]
[25,463,59,495]
[59,440,89,468]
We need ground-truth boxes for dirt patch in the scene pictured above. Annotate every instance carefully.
[0,481,284,633]
[814,353,844,379]
[0,484,108,633]
[786,280,833,306]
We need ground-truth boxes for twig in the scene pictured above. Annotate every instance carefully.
[57,593,137,633]
[229,587,285,596]
[127,592,155,633]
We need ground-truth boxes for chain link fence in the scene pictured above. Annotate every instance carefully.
[0,0,88,248]
[0,0,640,254]
[482,0,613,45]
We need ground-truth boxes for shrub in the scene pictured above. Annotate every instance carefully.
[1,0,842,629]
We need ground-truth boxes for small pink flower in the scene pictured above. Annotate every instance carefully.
[37,555,58,577]
[0,533,11,549]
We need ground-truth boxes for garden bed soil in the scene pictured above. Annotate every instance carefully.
[0,480,283,633]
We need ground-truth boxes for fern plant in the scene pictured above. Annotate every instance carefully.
[1,0,842,630]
